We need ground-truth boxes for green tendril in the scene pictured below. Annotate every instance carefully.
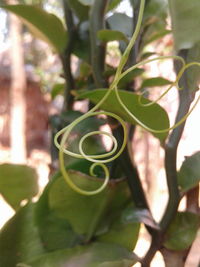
[54,0,200,195]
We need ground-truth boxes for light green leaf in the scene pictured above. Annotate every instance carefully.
[2,5,67,52]
[0,204,44,267]
[141,77,172,89]
[48,172,132,236]
[78,89,170,141]
[97,29,128,43]
[68,0,89,21]
[178,152,200,193]
[164,212,200,251]
[51,83,65,99]
[168,0,200,50]
[0,164,38,210]
[27,242,138,267]
[107,0,121,11]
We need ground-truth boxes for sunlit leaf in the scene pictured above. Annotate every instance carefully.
[48,172,131,236]
[178,151,200,193]
[78,89,170,141]
[2,5,67,52]
[0,164,38,210]
[164,212,200,251]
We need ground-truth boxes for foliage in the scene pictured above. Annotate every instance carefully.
[0,0,200,266]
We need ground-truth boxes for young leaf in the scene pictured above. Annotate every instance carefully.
[97,29,128,43]
[0,164,38,210]
[78,89,170,141]
[140,77,172,89]
[164,212,200,251]
[2,5,67,53]
[178,151,200,193]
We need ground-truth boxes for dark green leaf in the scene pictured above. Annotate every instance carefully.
[0,204,44,267]
[0,164,38,210]
[97,29,128,43]
[164,212,200,251]
[48,172,132,237]
[178,152,200,193]
[141,77,172,89]
[168,0,200,50]
[78,89,170,141]
[2,5,67,52]
[118,68,145,88]
[27,242,138,267]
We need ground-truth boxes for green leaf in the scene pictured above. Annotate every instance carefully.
[178,152,200,193]
[78,89,170,141]
[107,13,133,38]
[164,212,200,251]
[2,5,67,52]
[27,242,138,267]
[48,172,132,236]
[68,0,89,21]
[51,83,65,99]
[0,204,44,267]
[107,0,121,11]
[141,77,172,89]
[168,0,200,50]
[0,164,38,210]
[118,68,145,88]
[78,0,94,6]
[97,205,140,251]
[97,29,128,43]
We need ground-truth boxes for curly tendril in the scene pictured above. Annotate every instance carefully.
[55,0,200,195]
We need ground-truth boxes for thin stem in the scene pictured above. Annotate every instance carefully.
[61,0,76,110]
[89,0,108,88]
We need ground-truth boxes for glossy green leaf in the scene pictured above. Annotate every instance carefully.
[178,152,200,193]
[164,212,200,251]
[48,172,131,236]
[0,164,38,210]
[78,89,170,141]
[0,204,44,267]
[27,242,138,267]
[141,77,172,89]
[2,5,67,52]
[97,29,128,43]
[168,0,200,50]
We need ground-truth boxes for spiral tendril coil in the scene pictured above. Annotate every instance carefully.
[54,0,200,195]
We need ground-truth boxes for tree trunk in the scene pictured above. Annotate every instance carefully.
[8,0,27,163]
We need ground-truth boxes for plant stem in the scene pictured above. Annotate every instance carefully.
[61,0,76,110]
[89,0,108,88]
